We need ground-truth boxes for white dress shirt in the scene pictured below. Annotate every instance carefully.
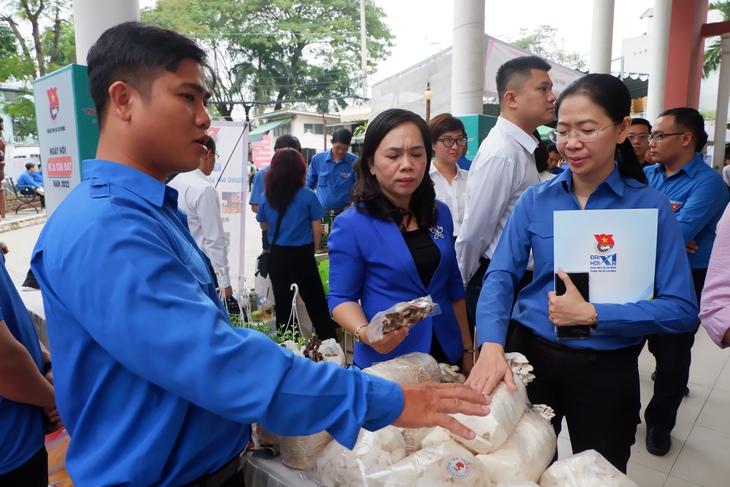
[168,169,231,288]
[455,116,540,286]
[429,164,469,237]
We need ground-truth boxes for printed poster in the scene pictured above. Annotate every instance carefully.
[553,209,658,303]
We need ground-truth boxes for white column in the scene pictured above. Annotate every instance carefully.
[73,0,140,65]
[451,0,485,116]
[647,0,673,121]
[713,33,730,169]
[589,0,615,73]
[360,0,368,100]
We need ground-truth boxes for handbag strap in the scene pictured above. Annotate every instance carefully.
[271,204,288,247]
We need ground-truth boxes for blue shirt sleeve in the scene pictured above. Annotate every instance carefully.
[17,171,39,189]
[308,189,325,221]
[248,169,265,206]
[306,157,319,190]
[673,176,729,245]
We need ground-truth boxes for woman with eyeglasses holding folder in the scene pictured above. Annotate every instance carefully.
[466,74,698,472]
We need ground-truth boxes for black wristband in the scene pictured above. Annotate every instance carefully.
[43,361,52,375]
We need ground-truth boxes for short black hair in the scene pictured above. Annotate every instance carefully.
[631,118,652,131]
[546,143,559,154]
[25,162,36,169]
[496,55,551,107]
[428,113,466,141]
[274,134,302,152]
[658,107,708,153]
[331,128,353,145]
[87,22,210,128]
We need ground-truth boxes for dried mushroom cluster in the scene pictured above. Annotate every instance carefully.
[381,301,434,333]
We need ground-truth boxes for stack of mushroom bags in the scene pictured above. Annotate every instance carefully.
[314,352,558,486]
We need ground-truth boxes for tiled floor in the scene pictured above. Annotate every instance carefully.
[4,216,730,486]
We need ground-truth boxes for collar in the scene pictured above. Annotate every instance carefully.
[495,116,539,154]
[554,161,625,198]
[429,164,466,179]
[82,159,173,208]
[649,153,704,179]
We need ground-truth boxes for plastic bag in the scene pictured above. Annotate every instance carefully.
[46,428,73,487]
[367,296,441,342]
[400,427,434,455]
[362,352,442,384]
[449,371,529,454]
[538,449,639,487]
[279,430,333,470]
[315,426,407,487]
[368,441,492,486]
[476,405,557,485]
[318,258,329,295]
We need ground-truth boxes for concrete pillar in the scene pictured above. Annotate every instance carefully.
[589,0,615,74]
[647,0,673,121]
[713,34,730,169]
[451,0,485,117]
[664,0,707,109]
[73,0,140,65]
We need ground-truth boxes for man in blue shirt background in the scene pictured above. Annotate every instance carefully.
[17,162,45,209]
[643,107,729,457]
[31,22,488,487]
[0,256,60,486]
[306,127,357,211]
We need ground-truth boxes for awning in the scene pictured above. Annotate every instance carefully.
[249,118,291,142]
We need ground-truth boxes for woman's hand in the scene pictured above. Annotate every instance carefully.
[364,326,409,354]
[464,342,517,395]
[547,268,596,327]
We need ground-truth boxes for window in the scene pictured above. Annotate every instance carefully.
[303,123,324,135]
[271,123,291,137]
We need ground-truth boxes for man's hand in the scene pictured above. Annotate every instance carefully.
[547,268,595,326]
[393,383,491,440]
[465,342,517,395]
[686,240,698,255]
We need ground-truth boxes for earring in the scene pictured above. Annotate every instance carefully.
[370,170,375,175]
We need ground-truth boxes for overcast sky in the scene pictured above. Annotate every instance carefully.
[369,0,657,82]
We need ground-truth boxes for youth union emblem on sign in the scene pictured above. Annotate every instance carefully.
[594,233,614,254]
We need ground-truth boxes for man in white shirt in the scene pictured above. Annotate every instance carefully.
[456,56,555,326]
[168,138,232,298]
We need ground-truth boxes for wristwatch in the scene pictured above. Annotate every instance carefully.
[353,324,367,343]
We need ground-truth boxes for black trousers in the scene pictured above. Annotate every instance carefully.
[644,267,707,433]
[0,447,48,487]
[269,243,337,340]
[508,323,642,473]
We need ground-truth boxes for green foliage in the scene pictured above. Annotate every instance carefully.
[275,323,308,348]
[703,1,730,78]
[510,25,587,72]
[143,0,393,115]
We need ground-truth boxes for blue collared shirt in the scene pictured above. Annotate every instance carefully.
[17,170,40,189]
[477,164,698,351]
[248,165,269,206]
[306,150,358,210]
[31,171,43,185]
[0,260,44,475]
[644,153,728,269]
[257,187,324,246]
[31,159,403,486]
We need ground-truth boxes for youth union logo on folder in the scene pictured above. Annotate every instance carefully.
[554,209,658,304]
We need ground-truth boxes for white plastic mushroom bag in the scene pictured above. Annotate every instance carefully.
[538,449,638,487]
[449,370,529,454]
[362,352,442,384]
[476,405,557,485]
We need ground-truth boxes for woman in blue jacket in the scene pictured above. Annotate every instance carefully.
[257,149,337,340]
[327,109,473,371]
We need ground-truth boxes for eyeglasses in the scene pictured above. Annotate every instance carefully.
[437,137,468,148]
[647,132,686,142]
[627,134,649,142]
[555,121,620,144]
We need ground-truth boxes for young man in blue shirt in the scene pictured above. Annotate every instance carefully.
[17,162,45,209]
[306,128,358,212]
[30,22,489,487]
[643,107,729,457]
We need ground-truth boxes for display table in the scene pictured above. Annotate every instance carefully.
[244,451,321,487]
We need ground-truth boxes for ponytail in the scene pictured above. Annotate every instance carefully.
[615,139,647,184]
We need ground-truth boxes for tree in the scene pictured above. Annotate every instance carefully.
[510,25,587,72]
[143,0,393,118]
[0,0,74,139]
[703,1,730,78]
